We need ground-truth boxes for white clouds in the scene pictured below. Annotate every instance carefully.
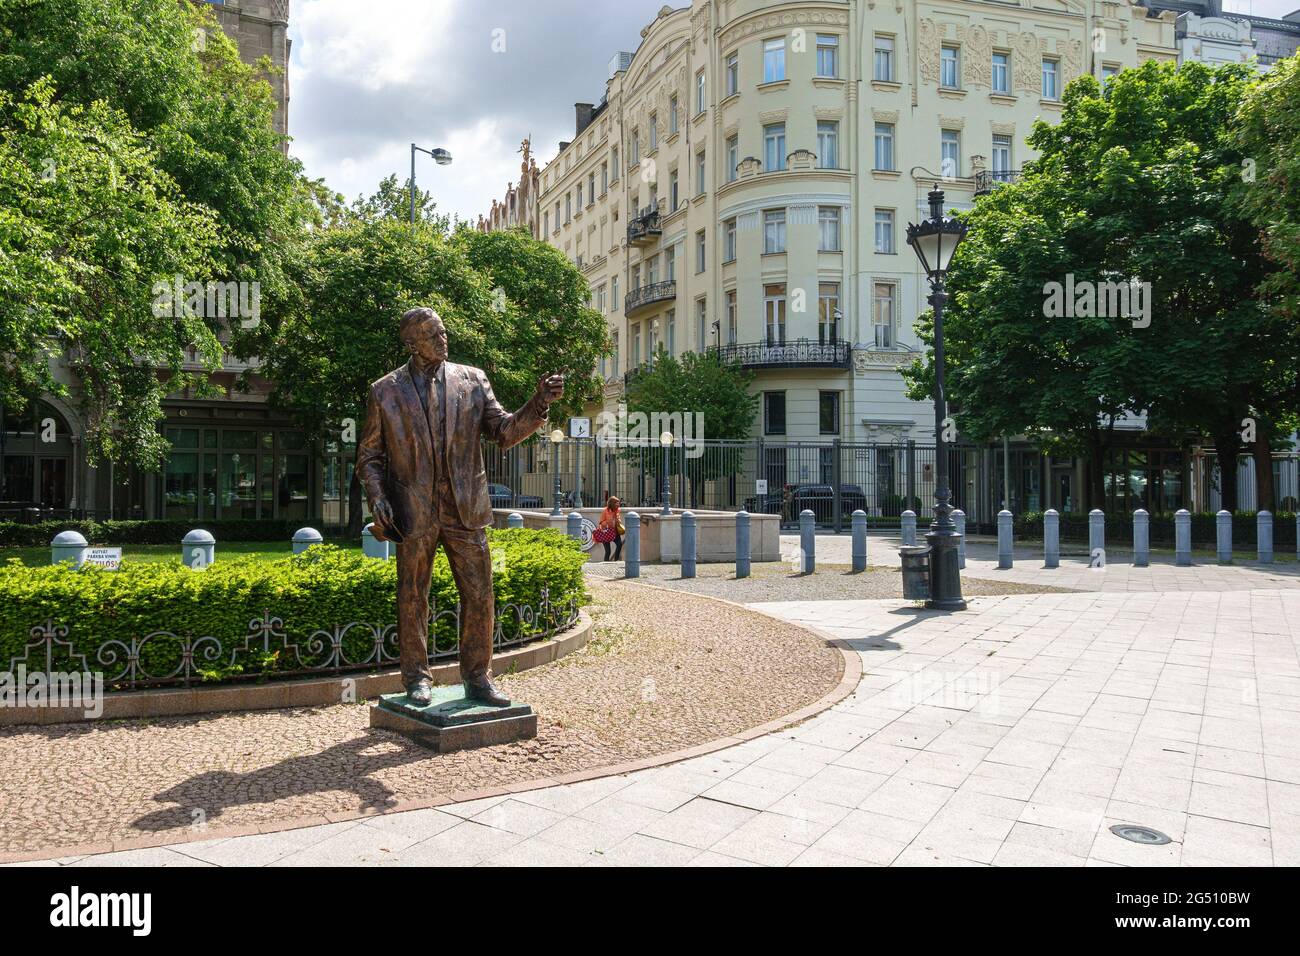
[293,0,459,92]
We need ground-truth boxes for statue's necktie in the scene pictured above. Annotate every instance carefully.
[427,371,445,486]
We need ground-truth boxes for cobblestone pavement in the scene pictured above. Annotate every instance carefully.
[14,536,1300,867]
[0,579,842,860]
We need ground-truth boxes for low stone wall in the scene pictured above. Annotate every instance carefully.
[491,508,780,563]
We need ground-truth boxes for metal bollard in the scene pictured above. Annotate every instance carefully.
[851,509,867,572]
[800,509,816,573]
[361,523,389,560]
[182,528,215,569]
[1132,509,1149,568]
[736,510,751,578]
[997,510,1013,569]
[901,509,917,547]
[507,512,524,529]
[624,511,640,578]
[1044,509,1060,569]
[1216,509,1232,564]
[953,509,966,570]
[1175,509,1192,566]
[50,530,89,568]
[292,527,323,555]
[567,510,582,541]
[1088,509,1105,565]
[681,510,697,578]
[1258,510,1274,563]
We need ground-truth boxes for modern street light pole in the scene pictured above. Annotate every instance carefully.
[659,431,674,516]
[549,428,565,517]
[409,143,452,225]
[906,188,968,611]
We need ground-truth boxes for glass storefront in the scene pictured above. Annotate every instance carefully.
[1,401,74,513]
[1103,447,1185,514]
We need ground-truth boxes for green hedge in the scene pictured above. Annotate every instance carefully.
[0,518,328,548]
[1012,511,1298,548]
[0,528,587,686]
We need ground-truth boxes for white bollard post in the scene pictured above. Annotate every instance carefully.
[182,528,215,569]
[901,510,917,547]
[50,530,89,568]
[997,510,1013,569]
[1132,509,1149,568]
[1175,509,1192,567]
[1043,509,1059,569]
[292,527,323,555]
[1089,509,1105,567]
[1258,510,1274,563]
[1216,509,1233,564]
[507,512,524,529]
[851,510,867,572]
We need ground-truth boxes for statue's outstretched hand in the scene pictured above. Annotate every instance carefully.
[536,371,565,406]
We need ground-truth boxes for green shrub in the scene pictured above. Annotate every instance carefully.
[0,528,587,687]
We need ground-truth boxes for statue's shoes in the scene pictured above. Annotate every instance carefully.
[406,678,433,706]
[464,678,510,707]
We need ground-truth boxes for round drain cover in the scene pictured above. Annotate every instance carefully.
[1109,824,1171,845]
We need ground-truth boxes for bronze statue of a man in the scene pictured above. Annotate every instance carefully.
[357,307,564,707]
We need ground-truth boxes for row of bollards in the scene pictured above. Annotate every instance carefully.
[996,508,1292,569]
[50,526,327,569]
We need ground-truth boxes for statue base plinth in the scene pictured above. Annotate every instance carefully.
[370,686,537,753]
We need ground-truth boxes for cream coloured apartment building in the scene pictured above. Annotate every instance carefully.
[537,0,1176,453]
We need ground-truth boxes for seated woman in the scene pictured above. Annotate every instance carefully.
[592,495,624,561]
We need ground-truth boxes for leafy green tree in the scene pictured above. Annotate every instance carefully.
[622,348,759,507]
[904,60,1288,510]
[0,81,219,467]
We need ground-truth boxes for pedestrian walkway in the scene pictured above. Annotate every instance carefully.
[25,578,1300,867]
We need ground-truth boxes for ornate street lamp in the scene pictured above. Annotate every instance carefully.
[409,144,452,225]
[549,427,565,516]
[659,431,674,516]
[906,188,968,611]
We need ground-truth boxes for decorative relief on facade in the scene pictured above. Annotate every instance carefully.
[939,115,965,129]
[991,120,1016,135]
[1060,38,1083,86]
[1012,31,1041,95]
[720,9,850,50]
[961,24,992,88]
[788,203,819,225]
[853,350,913,373]
[918,18,941,84]
[477,136,540,237]
[872,108,900,123]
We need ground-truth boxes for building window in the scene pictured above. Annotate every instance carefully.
[577,181,583,207]
[588,172,595,205]
[565,193,571,222]
[696,297,707,349]
[816,120,838,169]
[818,206,841,252]
[763,122,786,172]
[669,94,679,135]
[630,130,639,165]
[647,254,658,285]
[992,52,1010,94]
[819,392,840,435]
[695,150,706,195]
[763,209,786,254]
[666,245,675,281]
[648,319,658,356]
[818,283,840,344]
[1101,64,1119,91]
[601,162,608,194]
[723,217,737,262]
[631,322,641,366]
[726,52,739,96]
[941,129,961,178]
[669,169,679,210]
[725,135,739,182]
[991,134,1012,177]
[874,35,894,82]
[874,209,894,254]
[874,122,895,170]
[665,309,676,355]
[611,330,619,375]
[764,283,786,345]
[543,210,549,235]
[764,391,787,436]
[648,113,658,151]
[696,229,706,273]
[553,201,560,231]
[941,45,960,89]
[612,274,618,306]
[872,282,895,348]
[696,69,706,114]
[726,289,737,344]
[611,146,619,181]
[763,37,786,83]
[1042,58,1059,100]
[816,34,839,78]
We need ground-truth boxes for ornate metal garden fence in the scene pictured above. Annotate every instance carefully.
[6,588,580,692]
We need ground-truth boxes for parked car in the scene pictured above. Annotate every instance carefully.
[487,483,543,509]
[743,483,868,524]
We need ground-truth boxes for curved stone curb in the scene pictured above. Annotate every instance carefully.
[0,612,593,728]
[0,587,860,864]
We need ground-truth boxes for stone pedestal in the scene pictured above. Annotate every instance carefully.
[369,686,537,753]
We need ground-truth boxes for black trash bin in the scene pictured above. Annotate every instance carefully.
[900,544,932,600]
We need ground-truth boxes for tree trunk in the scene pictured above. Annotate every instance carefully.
[346,467,364,538]
[1213,432,1242,513]
[1253,434,1275,513]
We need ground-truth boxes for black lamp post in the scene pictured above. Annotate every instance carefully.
[409,144,452,225]
[659,431,673,516]
[549,428,565,516]
[906,189,968,611]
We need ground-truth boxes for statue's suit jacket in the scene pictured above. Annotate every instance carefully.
[356,360,548,537]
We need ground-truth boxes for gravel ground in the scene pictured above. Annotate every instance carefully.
[0,579,843,857]
[582,559,1076,602]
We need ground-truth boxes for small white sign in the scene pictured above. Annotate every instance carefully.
[569,417,591,439]
[85,547,122,569]
[755,479,769,495]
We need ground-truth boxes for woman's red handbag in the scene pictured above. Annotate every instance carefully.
[592,526,616,544]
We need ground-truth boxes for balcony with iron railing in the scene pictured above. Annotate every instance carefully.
[627,203,662,246]
[974,168,1021,195]
[624,279,676,316]
[715,337,851,370]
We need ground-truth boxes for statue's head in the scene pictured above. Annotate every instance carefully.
[399,307,448,366]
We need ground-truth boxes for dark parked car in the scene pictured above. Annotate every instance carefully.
[488,483,543,509]
[743,483,868,524]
